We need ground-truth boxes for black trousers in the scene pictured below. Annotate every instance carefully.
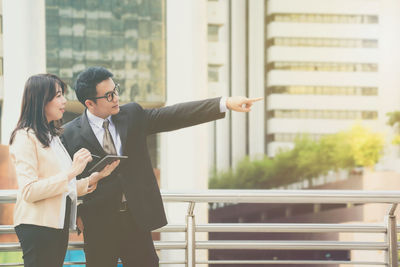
[15,197,71,267]
[82,205,158,267]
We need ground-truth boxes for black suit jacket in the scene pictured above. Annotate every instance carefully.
[61,97,225,231]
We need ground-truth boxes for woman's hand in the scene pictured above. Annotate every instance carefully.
[87,181,97,193]
[68,148,93,180]
[88,160,120,186]
[76,216,84,233]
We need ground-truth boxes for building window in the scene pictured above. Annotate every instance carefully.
[362,87,378,96]
[266,61,378,72]
[208,64,220,82]
[268,109,378,120]
[266,37,378,48]
[362,111,378,120]
[267,86,378,96]
[208,24,220,42]
[267,13,379,24]
[267,133,325,143]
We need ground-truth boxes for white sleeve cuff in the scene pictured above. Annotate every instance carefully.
[219,97,228,113]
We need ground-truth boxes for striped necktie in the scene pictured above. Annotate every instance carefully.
[102,119,117,155]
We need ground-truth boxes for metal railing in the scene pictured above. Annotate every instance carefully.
[1,189,400,266]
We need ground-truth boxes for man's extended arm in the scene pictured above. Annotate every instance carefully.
[144,96,262,135]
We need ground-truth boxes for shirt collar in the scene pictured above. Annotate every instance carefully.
[86,109,112,129]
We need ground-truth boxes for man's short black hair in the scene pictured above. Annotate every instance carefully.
[74,66,114,107]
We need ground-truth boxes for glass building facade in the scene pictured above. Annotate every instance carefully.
[44,0,165,168]
[45,0,166,105]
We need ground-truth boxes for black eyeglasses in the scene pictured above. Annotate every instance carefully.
[88,84,120,102]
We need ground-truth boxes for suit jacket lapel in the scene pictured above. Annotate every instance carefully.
[79,111,105,156]
[112,112,128,154]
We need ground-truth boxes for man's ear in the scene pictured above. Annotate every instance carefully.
[85,99,94,109]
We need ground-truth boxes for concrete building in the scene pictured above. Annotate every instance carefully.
[207,0,400,170]
[265,0,380,156]
[207,0,265,171]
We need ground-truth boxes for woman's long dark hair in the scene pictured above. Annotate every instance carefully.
[9,74,68,147]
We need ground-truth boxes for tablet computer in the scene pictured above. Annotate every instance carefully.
[88,155,128,173]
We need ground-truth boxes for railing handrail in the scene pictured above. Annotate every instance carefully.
[161,190,400,203]
[1,189,399,266]
[3,189,400,204]
[0,190,16,203]
[1,223,397,234]
[1,240,395,251]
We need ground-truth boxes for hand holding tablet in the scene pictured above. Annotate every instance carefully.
[88,155,128,173]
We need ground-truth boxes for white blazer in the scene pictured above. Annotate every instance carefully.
[10,129,92,229]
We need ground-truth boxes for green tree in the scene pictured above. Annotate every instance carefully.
[387,111,400,145]
[209,124,384,189]
[345,124,384,167]
[293,136,326,182]
[320,132,354,170]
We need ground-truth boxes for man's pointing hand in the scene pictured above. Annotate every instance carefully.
[226,96,263,112]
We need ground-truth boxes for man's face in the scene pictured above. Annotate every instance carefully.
[89,77,120,118]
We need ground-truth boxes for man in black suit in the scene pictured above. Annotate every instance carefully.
[62,66,261,266]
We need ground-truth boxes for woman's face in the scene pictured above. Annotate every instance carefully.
[45,84,66,123]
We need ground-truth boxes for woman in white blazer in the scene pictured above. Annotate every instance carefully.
[9,74,119,267]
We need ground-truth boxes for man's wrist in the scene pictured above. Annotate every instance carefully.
[219,96,228,113]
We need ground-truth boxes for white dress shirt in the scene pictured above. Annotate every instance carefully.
[220,97,228,113]
[86,110,122,155]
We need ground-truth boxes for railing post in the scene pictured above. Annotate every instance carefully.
[386,203,398,267]
[186,202,196,267]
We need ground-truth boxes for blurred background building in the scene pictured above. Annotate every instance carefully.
[207,0,400,170]
[264,0,380,156]
[1,0,400,176]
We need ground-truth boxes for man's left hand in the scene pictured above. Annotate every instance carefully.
[226,96,263,112]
